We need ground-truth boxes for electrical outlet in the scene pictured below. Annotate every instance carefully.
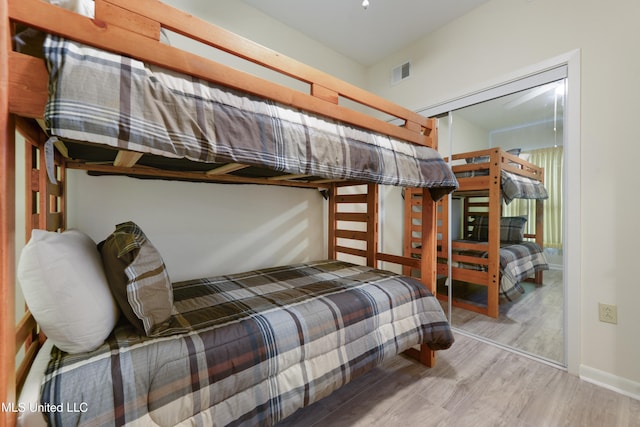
[598,303,617,324]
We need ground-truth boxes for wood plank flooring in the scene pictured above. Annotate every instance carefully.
[447,269,564,363]
[276,333,640,427]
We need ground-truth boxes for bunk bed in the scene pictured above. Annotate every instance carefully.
[1,0,459,426]
[404,148,549,318]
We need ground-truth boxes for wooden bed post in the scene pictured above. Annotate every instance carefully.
[534,198,544,284]
[328,184,337,260]
[419,188,437,366]
[487,149,501,318]
[0,124,16,426]
[1,0,18,421]
[402,188,412,277]
[366,183,378,267]
[419,189,437,296]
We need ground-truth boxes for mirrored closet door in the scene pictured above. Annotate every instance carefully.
[434,71,567,366]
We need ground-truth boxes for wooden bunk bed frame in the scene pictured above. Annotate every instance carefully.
[404,148,545,318]
[1,1,447,425]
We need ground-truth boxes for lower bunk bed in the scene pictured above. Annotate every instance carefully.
[17,237,453,426]
[442,239,549,302]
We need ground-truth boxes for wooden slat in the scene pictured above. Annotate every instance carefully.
[334,194,368,204]
[310,178,346,184]
[335,229,368,241]
[14,116,45,145]
[206,163,249,175]
[7,52,48,118]
[29,168,39,192]
[376,252,421,269]
[66,161,332,189]
[437,263,448,276]
[335,212,368,222]
[451,241,488,251]
[268,174,311,181]
[15,311,37,353]
[436,292,491,317]
[114,150,143,168]
[311,84,339,104]
[334,245,367,259]
[452,254,489,267]
[46,211,64,231]
[95,0,161,40]
[47,180,63,197]
[454,176,491,192]
[15,341,39,396]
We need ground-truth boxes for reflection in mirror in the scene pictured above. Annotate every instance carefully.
[437,80,565,365]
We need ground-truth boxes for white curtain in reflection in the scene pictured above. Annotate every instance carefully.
[504,146,563,249]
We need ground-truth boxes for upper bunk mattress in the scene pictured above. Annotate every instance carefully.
[455,169,547,204]
[42,36,458,198]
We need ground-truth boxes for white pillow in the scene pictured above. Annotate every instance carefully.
[48,0,95,18]
[17,229,119,353]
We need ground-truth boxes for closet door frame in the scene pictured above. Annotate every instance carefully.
[419,50,581,375]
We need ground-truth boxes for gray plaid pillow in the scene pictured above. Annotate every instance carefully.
[465,148,521,164]
[471,216,527,243]
[99,221,173,336]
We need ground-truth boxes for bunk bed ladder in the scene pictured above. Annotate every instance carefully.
[329,184,438,367]
[328,182,378,267]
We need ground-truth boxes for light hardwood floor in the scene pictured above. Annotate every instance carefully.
[276,333,640,427]
[449,269,564,363]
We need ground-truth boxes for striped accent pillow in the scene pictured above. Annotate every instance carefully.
[99,222,173,336]
[471,216,527,243]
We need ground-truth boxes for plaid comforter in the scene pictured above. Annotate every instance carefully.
[452,241,549,300]
[455,170,547,205]
[41,260,453,426]
[42,36,457,199]
[501,170,548,204]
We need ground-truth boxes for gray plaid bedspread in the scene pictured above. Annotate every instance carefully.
[455,170,547,204]
[452,241,549,300]
[40,260,453,426]
[501,170,548,204]
[42,36,457,199]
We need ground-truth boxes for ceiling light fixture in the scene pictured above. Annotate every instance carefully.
[362,0,370,9]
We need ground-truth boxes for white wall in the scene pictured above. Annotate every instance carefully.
[366,0,640,397]
[163,0,367,89]
[67,172,325,281]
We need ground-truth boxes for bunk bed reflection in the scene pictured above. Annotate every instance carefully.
[404,148,549,319]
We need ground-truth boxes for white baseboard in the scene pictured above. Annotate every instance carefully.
[579,365,640,401]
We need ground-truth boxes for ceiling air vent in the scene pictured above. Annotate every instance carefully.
[391,61,411,85]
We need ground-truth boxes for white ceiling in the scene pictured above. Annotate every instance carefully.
[455,80,566,134]
[240,0,490,66]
